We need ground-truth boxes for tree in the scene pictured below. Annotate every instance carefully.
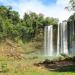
[66,0,75,11]
[23,12,58,41]
[0,5,58,43]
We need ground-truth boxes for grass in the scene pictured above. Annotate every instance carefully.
[0,56,74,75]
[0,40,75,75]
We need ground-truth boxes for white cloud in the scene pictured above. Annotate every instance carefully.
[0,0,73,22]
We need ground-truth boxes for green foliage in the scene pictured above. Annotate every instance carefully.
[0,5,58,43]
[66,0,75,11]
[1,63,8,72]
[69,0,75,11]
[22,12,58,41]
[67,13,75,40]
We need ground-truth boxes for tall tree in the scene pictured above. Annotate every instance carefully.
[66,0,75,11]
[23,12,58,41]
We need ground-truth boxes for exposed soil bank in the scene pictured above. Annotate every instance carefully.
[34,56,75,71]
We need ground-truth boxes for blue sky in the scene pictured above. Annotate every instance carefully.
[0,0,56,6]
[14,0,56,5]
[0,0,73,22]
[39,0,56,5]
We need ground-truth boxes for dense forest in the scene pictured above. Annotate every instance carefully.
[0,5,58,44]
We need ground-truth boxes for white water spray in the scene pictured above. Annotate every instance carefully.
[44,25,53,56]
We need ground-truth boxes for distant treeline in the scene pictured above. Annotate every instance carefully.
[0,5,59,43]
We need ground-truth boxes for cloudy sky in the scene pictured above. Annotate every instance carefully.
[0,0,73,22]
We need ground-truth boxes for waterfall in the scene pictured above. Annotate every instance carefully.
[49,26,53,56]
[57,21,68,55]
[44,25,53,56]
[62,21,68,54]
[44,20,75,57]
[57,24,60,55]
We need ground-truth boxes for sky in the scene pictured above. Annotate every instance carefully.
[0,0,74,22]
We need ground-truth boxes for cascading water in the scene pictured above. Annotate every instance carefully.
[44,20,75,56]
[44,25,53,56]
[61,21,68,54]
[57,24,60,55]
[57,21,68,56]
